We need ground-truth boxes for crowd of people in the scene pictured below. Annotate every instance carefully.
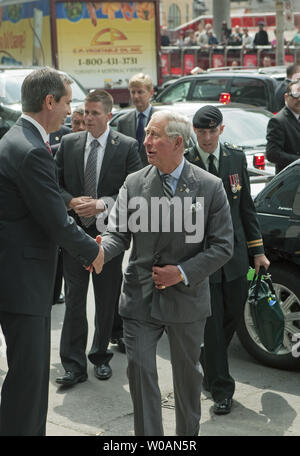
[0,62,299,437]
[162,21,300,49]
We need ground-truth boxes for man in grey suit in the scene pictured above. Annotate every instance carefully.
[99,110,234,436]
[55,89,142,386]
[117,73,157,166]
[0,67,102,435]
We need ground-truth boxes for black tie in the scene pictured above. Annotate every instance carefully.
[208,154,218,176]
[162,174,173,199]
[136,113,145,145]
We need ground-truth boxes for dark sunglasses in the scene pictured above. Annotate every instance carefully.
[288,92,300,99]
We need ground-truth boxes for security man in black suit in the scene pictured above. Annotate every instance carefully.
[266,79,300,174]
[274,63,300,112]
[185,105,270,415]
[117,73,157,167]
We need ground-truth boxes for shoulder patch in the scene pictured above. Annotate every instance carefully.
[223,142,244,153]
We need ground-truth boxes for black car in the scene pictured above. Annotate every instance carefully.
[155,71,279,113]
[237,160,300,370]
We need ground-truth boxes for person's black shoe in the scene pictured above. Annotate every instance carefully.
[110,337,126,353]
[56,293,65,304]
[56,371,87,386]
[213,398,232,415]
[94,363,112,380]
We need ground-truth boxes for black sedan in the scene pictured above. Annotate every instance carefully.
[237,160,300,370]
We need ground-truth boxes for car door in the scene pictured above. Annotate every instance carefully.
[229,77,270,109]
[255,166,300,257]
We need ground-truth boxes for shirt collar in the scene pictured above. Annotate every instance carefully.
[136,104,152,120]
[21,114,49,143]
[87,127,110,148]
[158,157,185,180]
[196,142,220,165]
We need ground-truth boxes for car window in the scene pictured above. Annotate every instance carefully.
[230,78,268,108]
[190,78,228,101]
[263,175,300,215]
[158,81,191,103]
[0,72,86,105]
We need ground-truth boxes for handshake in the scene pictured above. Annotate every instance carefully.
[86,235,104,274]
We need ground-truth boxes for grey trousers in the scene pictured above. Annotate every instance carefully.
[123,317,206,436]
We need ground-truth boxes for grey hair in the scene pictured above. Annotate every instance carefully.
[151,110,191,148]
[72,104,85,116]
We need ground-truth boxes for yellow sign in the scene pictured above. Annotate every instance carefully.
[56,2,157,90]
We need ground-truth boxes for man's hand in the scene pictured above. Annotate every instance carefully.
[254,254,270,274]
[88,235,104,274]
[152,265,183,290]
[69,196,92,211]
[73,198,106,217]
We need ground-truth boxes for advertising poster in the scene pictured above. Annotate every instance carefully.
[56,2,158,90]
[0,1,51,66]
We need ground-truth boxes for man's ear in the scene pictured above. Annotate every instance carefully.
[44,94,55,111]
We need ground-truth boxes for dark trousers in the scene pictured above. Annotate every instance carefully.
[0,311,50,436]
[60,248,124,373]
[200,275,248,402]
[53,248,63,304]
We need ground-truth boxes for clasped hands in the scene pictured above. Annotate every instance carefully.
[152,265,183,290]
[85,235,104,274]
[69,196,106,217]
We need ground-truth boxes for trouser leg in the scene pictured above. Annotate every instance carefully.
[88,253,123,365]
[167,319,206,436]
[0,312,50,436]
[123,318,165,436]
[60,249,90,373]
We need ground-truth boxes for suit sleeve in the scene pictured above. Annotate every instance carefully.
[19,147,98,266]
[55,137,74,207]
[179,179,234,287]
[266,116,299,168]
[239,153,264,255]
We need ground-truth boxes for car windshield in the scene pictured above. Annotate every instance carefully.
[220,109,272,148]
[0,72,86,104]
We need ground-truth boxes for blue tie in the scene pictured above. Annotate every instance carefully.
[136,112,145,145]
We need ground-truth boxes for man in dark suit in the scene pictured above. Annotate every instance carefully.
[0,67,102,436]
[117,73,157,166]
[185,105,270,415]
[274,64,300,112]
[267,80,300,174]
[253,21,269,46]
[100,110,234,435]
[55,89,141,386]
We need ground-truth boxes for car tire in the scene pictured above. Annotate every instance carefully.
[236,262,300,370]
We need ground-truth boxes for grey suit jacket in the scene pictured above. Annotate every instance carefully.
[101,160,233,323]
[55,127,142,228]
[0,118,99,316]
[117,107,157,166]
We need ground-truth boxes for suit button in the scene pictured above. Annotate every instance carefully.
[153,253,161,263]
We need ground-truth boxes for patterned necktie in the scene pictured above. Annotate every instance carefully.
[45,141,53,155]
[81,139,99,228]
[208,154,218,176]
[162,173,173,199]
[136,112,145,145]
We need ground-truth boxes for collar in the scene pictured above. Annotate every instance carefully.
[135,104,152,120]
[196,142,220,165]
[285,104,300,120]
[21,114,49,143]
[87,127,110,148]
[158,157,185,180]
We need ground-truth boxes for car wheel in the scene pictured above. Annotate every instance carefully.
[236,263,300,370]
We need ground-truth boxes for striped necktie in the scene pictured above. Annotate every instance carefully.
[81,139,99,228]
[45,141,53,155]
[162,173,173,199]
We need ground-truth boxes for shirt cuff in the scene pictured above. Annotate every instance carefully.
[177,265,189,286]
